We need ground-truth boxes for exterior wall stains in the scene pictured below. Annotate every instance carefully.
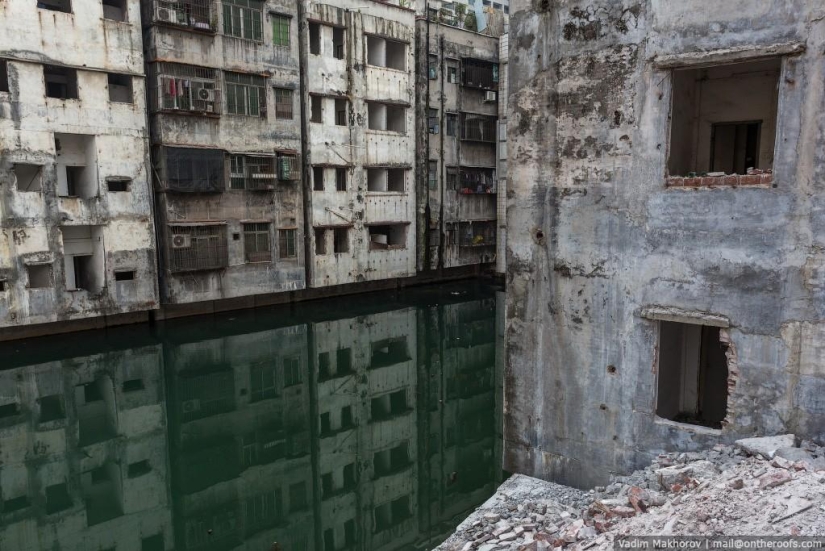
[505,0,825,488]
[0,0,159,328]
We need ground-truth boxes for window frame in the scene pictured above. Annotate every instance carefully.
[224,71,266,117]
[271,13,290,47]
[222,0,264,41]
[273,87,293,120]
[243,222,272,263]
[278,228,297,259]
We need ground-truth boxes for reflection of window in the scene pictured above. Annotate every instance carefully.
[222,0,263,40]
[283,355,302,387]
[289,481,307,512]
[250,366,277,402]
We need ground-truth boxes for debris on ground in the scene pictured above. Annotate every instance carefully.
[436,435,825,551]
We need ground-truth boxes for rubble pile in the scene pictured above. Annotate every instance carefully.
[437,435,825,551]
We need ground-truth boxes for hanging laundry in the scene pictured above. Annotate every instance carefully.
[169,77,176,97]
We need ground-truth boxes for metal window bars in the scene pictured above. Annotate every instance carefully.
[168,224,229,272]
[278,154,300,181]
[162,147,225,193]
[458,220,496,248]
[225,72,266,117]
[243,223,271,262]
[230,155,277,190]
[278,229,297,258]
[156,63,220,114]
[462,59,499,90]
[274,88,293,119]
[458,167,497,194]
[461,114,497,143]
[154,0,215,32]
[222,0,263,41]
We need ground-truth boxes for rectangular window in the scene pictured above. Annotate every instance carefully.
[461,113,496,142]
[107,73,132,103]
[314,228,327,255]
[27,264,52,289]
[107,178,131,192]
[313,167,324,191]
[289,482,307,512]
[13,164,43,192]
[222,0,263,41]
[230,155,276,190]
[250,365,277,402]
[44,65,78,100]
[243,223,271,263]
[278,153,299,180]
[274,87,293,119]
[332,27,345,60]
[168,224,228,272]
[154,0,213,29]
[428,161,437,190]
[309,22,320,55]
[447,64,458,84]
[114,270,135,281]
[428,108,439,134]
[38,0,71,13]
[368,224,407,250]
[387,169,405,192]
[428,54,438,79]
[668,58,780,178]
[283,355,302,386]
[310,95,322,123]
[656,322,729,429]
[225,72,266,117]
[335,98,348,126]
[156,63,219,114]
[446,167,458,190]
[446,114,458,136]
[333,228,348,253]
[462,58,499,90]
[278,229,297,258]
[366,36,406,70]
[101,0,127,21]
[335,167,347,191]
[0,59,9,92]
[271,14,290,46]
[162,146,225,192]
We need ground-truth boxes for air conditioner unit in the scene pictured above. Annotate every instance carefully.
[182,399,201,413]
[171,234,191,249]
[484,91,497,103]
[156,6,176,22]
[196,87,215,102]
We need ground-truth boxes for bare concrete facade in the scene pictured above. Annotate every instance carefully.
[505,0,825,488]
[418,19,501,272]
[302,1,417,289]
[143,0,306,304]
[0,0,159,328]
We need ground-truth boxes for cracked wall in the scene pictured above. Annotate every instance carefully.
[505,0,825,488]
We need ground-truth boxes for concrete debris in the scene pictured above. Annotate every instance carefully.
[436,438,825,551]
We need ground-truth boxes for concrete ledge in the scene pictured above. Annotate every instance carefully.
[640,305,730,327]
[652,41,806,69]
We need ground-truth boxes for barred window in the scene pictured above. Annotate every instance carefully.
[155,63,220,114]
[169,225,228,272]
[272,14,290,46]
[163,147,225,192]
[284,355,302,387]
[243,223,271,263]
[279,229,297,259]
[223,0,263,41]
[274,88,293,120]
[225,72,266,117]
[230,155,276,190]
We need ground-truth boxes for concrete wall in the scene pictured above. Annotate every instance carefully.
[0,0,159,328]
[505,0,825,488]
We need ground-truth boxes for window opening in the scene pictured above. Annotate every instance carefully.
[169,224,228,272]
[656,322,729,429]
[310,95,322,123]
[107,178,131,192]
[0,59,8,92]
[243,223,271,262]
[335,167,347,191]
[107,73,132,103]
[333,228,348,253]
[368,224,407,250]
[314,228,327,255]
[102,0,127,21]
[154,0,213,30]
[27,264,52,288]
[230,155,276,190]
[223,0,263,40]
[161,146,224,192]
[335,98,348,126]
[309,22,320,55]
[272,14,290,46]
[274,87,293,119]
[428,108,439,134]
[13,164,43,192]
[225,72,266,117]
[332,27,345,59]
[44,65,78,99]
[115,270,135,281]
[156,63,219,114]
[313,166,324,191]
[278,229,297,258]
[37,0,71,14]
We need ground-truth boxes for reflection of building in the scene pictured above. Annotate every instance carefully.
[164,323,314,551]
[310,306,419,551]
[0,344,171,550]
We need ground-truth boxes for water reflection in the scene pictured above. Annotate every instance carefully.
[0,284,503,551]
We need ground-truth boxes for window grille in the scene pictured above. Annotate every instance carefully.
[274,88,293,119]
[462,59,499,90]
[230,155,276,190]
[428,161,437,190]
[272,14,290,46]
[169,224,228,272]
[156,63,219,114]
[154,0,215,32]
[278,229,297,258]
[162,147,225,193]
[458,221,496,248]
[225,72,266,117]
[461,114,496,143]
[428,109,439,134]
[446,114,457,136]
[243,223,271,263]
[459,167,496,193]
[283,355,302,386]
[278,154,300,181]
[222,0,263,40]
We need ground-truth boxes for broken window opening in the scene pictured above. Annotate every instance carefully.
[428,108,439,134]
[278,228,297,258]
[368,224,407,250]
[314,228,327,255]
[366,168,404,193]
[13,164,43,192]
[55,133,98,198]
[370,389,408,422]
[243,222,271,263]
[313,166,324,191]
[37,0,71,14]
[369,337,409,369]
[374,495,410,533]
[168,224,228,272]
[335,98,348,126]
[373,441,410,477]
[274,87,293,119]
[230,155,276,190]
[366,36,406,71]
[107,73,132,103]
[459,167,496,194]
[61,226,104,293]
[332,27,345,60]
[668,58,780,178]
[153,0,214,30]
[0,59,9,92]
[155,63,219,114]
[461,113,496,142]
[333,227,349,253]
[367,102,406,133]
[335,167,347,192]
[310,95,323,123]
[459,220,496,248]
[44,65,78,100]
[222,0,263,41]
[308,22,321,55]
[27,264,52,289]
[102,0,127,21]
[160,146,224,192]
[225,71,266,117]
[462,58,499,90]
[39,394,65,422]
[107,178,131,192]
[656,322,729,429]
[0,280,6,292]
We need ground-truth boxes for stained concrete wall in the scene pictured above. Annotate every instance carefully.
[304,1,417,289]
[0,0,159,328]
[505,0,825,488]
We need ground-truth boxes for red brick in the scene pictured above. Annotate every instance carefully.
[739,174,761,186]
[683,177,701,187]
[722,175,738,186]
[666,177,683,187]
[762,173,774,185]
[701,177,718,187]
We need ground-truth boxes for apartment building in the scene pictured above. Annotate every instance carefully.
[506,1,825,488]
[303,1,417,288]
[142,0,306,306]
[420,20,500,270]
[0,0,159,330]
[0,344,172,550]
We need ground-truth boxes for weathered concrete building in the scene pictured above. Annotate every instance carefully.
[0,0,159,331]
[302,1,417,288]
[419,18,501,271]
[142,0,306,308]
[505,1,825,488]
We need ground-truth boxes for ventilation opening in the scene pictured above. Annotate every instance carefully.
[656,322,729,429]
[107,178,131,192]
[13,163,43,192]
[107,73,132,103]
[44,65,78,99]
[668,58,780,177]
[101,0,127,21]
[115,270,135,282]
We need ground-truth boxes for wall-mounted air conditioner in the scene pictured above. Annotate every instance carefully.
[484,91,497,103]
[171,234,191,248]
[156,6,176,22]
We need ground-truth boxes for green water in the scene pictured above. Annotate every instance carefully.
[0,282,504,551]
